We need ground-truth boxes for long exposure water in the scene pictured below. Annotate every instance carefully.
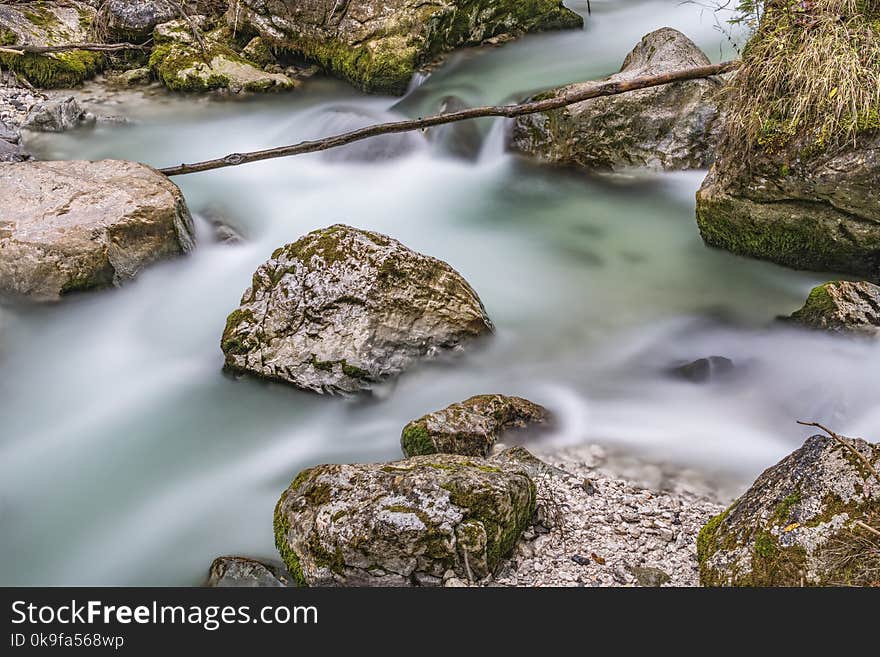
[2,1,878,585]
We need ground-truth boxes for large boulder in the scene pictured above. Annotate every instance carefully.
[226,0,583,95]
[101,0,178,42]
[22,96,94,132]
[273,454,536,586]
[149,18,298,93]
[0,2,104,87]
[221,224,493,394]
[695,1,880,279]
[698,434,880,586]
[788,280,880,336]
[205,556,294,587]
[0,160,195,301]
[401,394,552,458]
[510,28,723,172]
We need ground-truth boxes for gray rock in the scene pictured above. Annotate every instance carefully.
[273,454,536,586]
[0,160,195,301]
[627,565,671,587]
[492,446,569,479]
[205,556,294,587]
[788,280,880,337]
[510,28,723,172]
[671,356,735,383]
[111,67,154,87]
[698,434,880,586]
[226,0,583,95]
[401,395,552,458]
[102,0,179,41]
[0,138,29,163]
[0,119,19,143]
[22,97,93,132]
[221,224,493,394]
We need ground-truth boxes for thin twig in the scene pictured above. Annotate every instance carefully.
[164,0,210,61]
[855,520,880,538]
[797,420,880,480]
[0,42,150,55]
[159,59,738,176]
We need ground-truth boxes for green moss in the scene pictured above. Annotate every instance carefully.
[754,531,777,558]
[273,502,306,586]
[220,308,255,356]
[0,50,104,88]
[771,490,802,524]
[401,421,436,457]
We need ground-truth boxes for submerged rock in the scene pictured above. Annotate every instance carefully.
[221,224,493,394]
[670,356,735,383]
[22,97,93,132]
[401,395,551,458]
[226,0,583,95]
[510,28,723,172]
[149,18,297,93]
[205,556,294,587]
[274,454,536,586]
[426,95,484,160]
[0,2,104,88]
[788,281,880,336]
[698,434,880,586]
[0,160,194,301]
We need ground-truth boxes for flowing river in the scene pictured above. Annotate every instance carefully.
[2,0,879,585]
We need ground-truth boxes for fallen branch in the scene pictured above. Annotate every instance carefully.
[0,42,150,55]
[855,520,880,539]
[797,420,880,480]
[159,59,738,176]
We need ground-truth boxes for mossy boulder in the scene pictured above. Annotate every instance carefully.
[695,1,880,279]
[205,556,295,587]
[510,28,724,172]
[0,1,104,88]
[221,224,494,395]
[401,394,552,458]
[0,160,195,301]
[698,434,880,586]
[225,0,583,95]
[149,18,297,93]
[788,280,880,336]
[274,454,536,586]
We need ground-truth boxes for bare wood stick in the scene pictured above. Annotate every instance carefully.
[159,59,738,176]
[797,420,880,480]
[854,520,880,538]
[0,42,150,55]
[164,0,210,61]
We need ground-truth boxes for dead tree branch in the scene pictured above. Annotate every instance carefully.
[159,59,738,176]
[0,42,150,55]
[797,420,879,480]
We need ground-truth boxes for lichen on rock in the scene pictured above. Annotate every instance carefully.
[226,0,584,95]
[697,434,880,586]
[221,224,494,395]
[510,28,724,172]
[205,555,296,587]
[401,394,552,458]
[273,454,536,586]
[788,280,880,336]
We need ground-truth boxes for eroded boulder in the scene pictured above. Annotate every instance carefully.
[698,434,880,586]
[0,160,194,300]
[273,454,536,586]
[401,394,552,458]
[221,224,493,394]
[102,0,179,42]
[205,556,294,587]
[788,280,880,336]
[510,28,723,172]
[226,0,583,94]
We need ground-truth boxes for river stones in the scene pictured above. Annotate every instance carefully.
[205,556,294,587]
[0,2,104,88]
[698,434,880,586]
[273,454,536,586]
[226,0,583,95]
[510,28,723,172]
[401,395,552,458]
[221,224,493,395]
[788,280,880,337]
[0,160,195,301]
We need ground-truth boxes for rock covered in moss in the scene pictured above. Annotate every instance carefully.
[401,395,551,458]
[510,28,723,172]
[0,2,104,88]
[205,556,294,587]
[149,18,297,93]
[788,281,880,336]
[0,159,194,301]
[226,0,583,95]
[274,454,536,586]
[221,224,493,394]
[22,96,93,132]
[101,0,179,42]
[698,434,880,586]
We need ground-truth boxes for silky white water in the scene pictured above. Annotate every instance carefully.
[2,1,878,585]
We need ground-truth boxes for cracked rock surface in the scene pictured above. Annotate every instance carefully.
[789,280,880,336]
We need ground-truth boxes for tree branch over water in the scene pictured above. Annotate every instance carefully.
[159,60,738,177]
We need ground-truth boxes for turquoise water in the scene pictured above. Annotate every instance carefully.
[2,1,878,585]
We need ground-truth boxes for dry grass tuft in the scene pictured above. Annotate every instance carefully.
[722,0,880,160]
[821,517,880,586]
